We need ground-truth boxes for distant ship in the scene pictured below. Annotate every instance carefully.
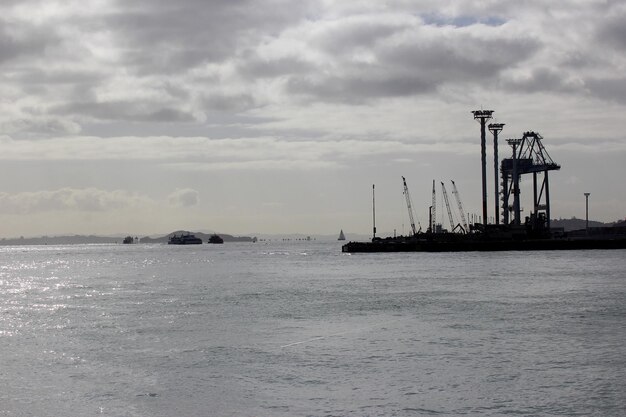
[338,230,346,241]
[168,233,202,245]
[208,234,224,244]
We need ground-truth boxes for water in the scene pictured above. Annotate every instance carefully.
[1,242,625,416]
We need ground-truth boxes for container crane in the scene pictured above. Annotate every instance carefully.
[402,176,420,236]
[451,180,469,233]
[441,182,455,232]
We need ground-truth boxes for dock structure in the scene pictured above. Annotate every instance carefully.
[501,131,560,229]
[341,110,625,253]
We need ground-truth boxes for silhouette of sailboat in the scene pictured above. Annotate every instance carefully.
[338,230,346,241]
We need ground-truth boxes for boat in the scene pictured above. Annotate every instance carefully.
[168,233,203,245]
[208,234,224,244]
[338,230,346,240]
[123,236,134,244]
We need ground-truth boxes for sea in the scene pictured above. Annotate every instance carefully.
[1,241,624,416]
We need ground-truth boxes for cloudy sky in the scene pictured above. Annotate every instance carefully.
[1,0,625,237]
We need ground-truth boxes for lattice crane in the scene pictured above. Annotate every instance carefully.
[451,180,469,233]
[431,180,436,232]
[441,182,455,232]
[402,176,420,236]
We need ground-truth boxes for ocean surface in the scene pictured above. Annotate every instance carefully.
[1,241,625,416]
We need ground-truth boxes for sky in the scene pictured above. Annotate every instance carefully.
[1,0,625,237]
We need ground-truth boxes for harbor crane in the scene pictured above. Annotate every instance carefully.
[402,176,420,236]
[431,180,436,233]
[451,180,469,233]
[441,182,455,232]
[501,131,560,229]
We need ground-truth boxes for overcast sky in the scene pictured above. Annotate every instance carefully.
[1,0,625,237]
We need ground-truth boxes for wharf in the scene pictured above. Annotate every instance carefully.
[342,227,626,253]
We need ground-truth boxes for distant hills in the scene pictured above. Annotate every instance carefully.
[0,231,255,246]
[140,231,254,244]
[0,235,121,246]
[551,217,624,231]
[1,220,624,245]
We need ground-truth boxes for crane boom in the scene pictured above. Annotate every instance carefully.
[441,182,455,232]
[431,180,436,233]
[451,180,469,233]
[402,176,419,236]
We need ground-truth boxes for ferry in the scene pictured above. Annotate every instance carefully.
[168,233,203,245]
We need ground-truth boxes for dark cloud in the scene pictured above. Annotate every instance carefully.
[3,118,81,136]
[0,20,57,64]
[596,13,626,51]
[287,72,434,103]
[584,77,626,104]
[422,14,507,28]
[381,35,539,83]
[311,18,406,54]
[202,93,256,112]
[285,24,540,102]
[239,55,312,79]
[107,0,318,73]
[52,101,197,122]
[502,67,580,94]
[14,68,105,85]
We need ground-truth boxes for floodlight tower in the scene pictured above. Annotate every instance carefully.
[584,192,590,231]
[472,110,494,227]
[488,123,505,225]
[506,138,523,225]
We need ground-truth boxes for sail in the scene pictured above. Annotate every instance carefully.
[338,230,346,240]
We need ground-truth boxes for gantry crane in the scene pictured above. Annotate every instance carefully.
[501,131,560,230]
[402,176,420,236]
[451,180,469,233]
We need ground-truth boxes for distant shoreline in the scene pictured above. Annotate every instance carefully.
[0,231,254,246]
[1,218,623,246]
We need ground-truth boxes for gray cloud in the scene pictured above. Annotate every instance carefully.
[106,0,318,74]
[287,73,435,103]
[284,21,539,102]
[0,1,625,234]
[238,55,312,79]
[2,117,82,136]
[310,17,407,55]
[51,101,197,122]
[584,77,626,104]
[0,188,152,214]
[168,188,199,207]
[13,68,105,86]
[0,20,57,64]
[502,67,582,94]
[202,93,256,112]
[596,13,626,51]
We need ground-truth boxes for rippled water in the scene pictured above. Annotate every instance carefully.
[1,242,625,416]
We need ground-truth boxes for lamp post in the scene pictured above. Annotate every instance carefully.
[584,193,590,231]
